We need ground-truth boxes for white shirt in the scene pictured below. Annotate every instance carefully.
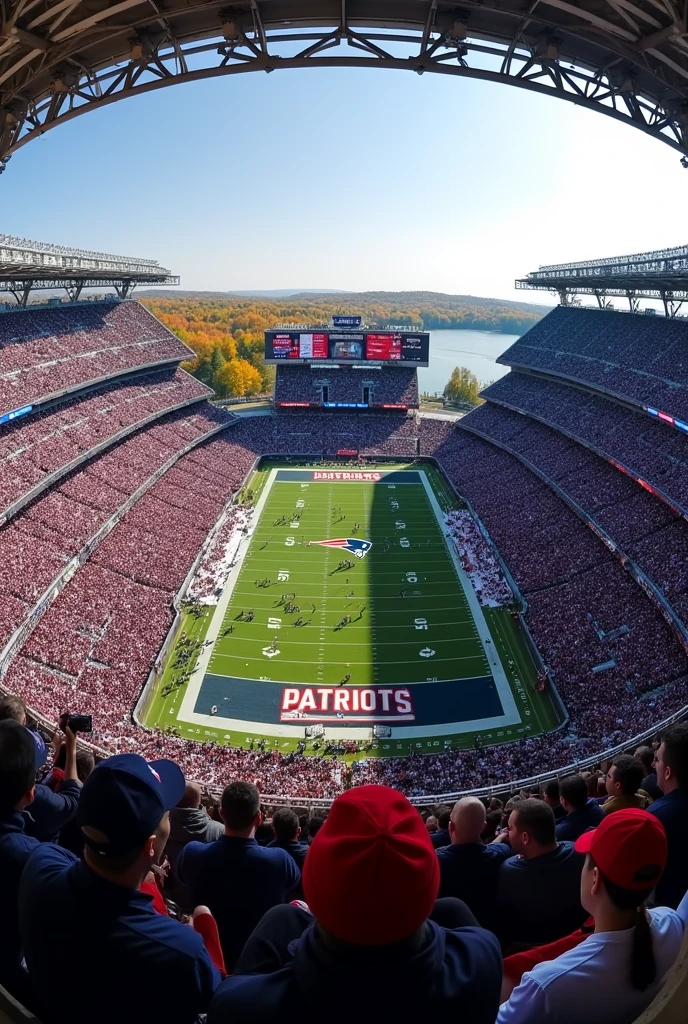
[497,891,688,1024]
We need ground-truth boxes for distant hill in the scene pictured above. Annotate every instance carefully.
[293,290,552,315]
[139,288,552,320]
[139,288,349,299]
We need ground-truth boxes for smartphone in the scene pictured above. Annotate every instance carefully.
[60,713,93,734]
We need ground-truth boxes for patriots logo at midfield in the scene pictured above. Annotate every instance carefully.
[309,538,372,559]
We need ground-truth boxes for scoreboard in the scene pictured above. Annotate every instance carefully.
[265,328,430,367]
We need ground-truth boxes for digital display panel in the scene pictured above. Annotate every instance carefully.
[265,330,429,366]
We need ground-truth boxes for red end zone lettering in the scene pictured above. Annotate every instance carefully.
[280,686,415,722]
[312,471,381,481]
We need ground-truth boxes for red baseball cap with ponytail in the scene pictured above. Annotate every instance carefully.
[575,808,667,889]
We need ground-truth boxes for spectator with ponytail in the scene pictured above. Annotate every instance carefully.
[497,809,688,1024]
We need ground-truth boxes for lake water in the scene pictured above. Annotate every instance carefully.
[418,329,520,397]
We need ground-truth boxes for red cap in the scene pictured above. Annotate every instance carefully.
[303,785,440,945]
[574,808,667,890]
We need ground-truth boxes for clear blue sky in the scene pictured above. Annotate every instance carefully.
[4,67,687,302]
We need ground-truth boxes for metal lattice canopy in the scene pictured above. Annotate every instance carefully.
[0,233,178,302]
[1,1,688,160]
[516,243,688,315]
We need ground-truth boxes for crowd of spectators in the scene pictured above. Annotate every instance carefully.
[484,370,688,514]
[0,300,192,415]
[0,403,235,653]
[274,365,419,407]
[240,410,420,457]
[3,295,688,803]
[499,305,688,420]
[2,409,688,799]
[462,401,688,627]
[1,718,688,1024]
[0,366,210,513]
[186,507,251,604]
[446,509,513,606]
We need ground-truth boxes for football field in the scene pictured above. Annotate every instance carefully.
[145,462,561,754]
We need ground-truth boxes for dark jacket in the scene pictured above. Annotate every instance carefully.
[23,780,81,842]
[19,843,220,1024]
[0,811,41,1004]
[641,772,663,802]
[649,788,688,908]
[178,835,300,968]
[496,842,586,946]
[437,842,511,930]
[207,911,502,1024]
[267,838,307,872]
[555,798,604,842]
[431,828,451,849]
[167,807,224,874]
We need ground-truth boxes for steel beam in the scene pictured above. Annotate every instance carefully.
[0,2,686,160]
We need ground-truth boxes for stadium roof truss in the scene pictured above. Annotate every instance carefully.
[1,0,688,161]
[0,233,179,304]
[516,244,688,315]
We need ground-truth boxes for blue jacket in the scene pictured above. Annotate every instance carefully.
[0,811,41,1003]
[23,780,81,841]
[437,842,511,930]
[649,788,688,908]
[267,838,307,872]
[555,799,604,842]
[178,835,300,968]
[431,828,451,849]
[208,914,502,1024]
[19,844,220,1024]
[497,842,586,945]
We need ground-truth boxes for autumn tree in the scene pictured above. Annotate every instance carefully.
[443,366,481,406]
[214,358,262,398]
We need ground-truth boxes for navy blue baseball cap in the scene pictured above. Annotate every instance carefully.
[78,753,185,858]
[28,729,47,771]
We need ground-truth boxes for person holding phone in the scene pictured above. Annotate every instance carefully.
[0,695,83,842]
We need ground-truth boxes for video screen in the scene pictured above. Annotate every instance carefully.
[332,340,363,359]
[265,330,429,366]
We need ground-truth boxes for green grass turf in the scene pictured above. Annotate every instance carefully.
[144,461,561,757]
[209,476,489,685]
